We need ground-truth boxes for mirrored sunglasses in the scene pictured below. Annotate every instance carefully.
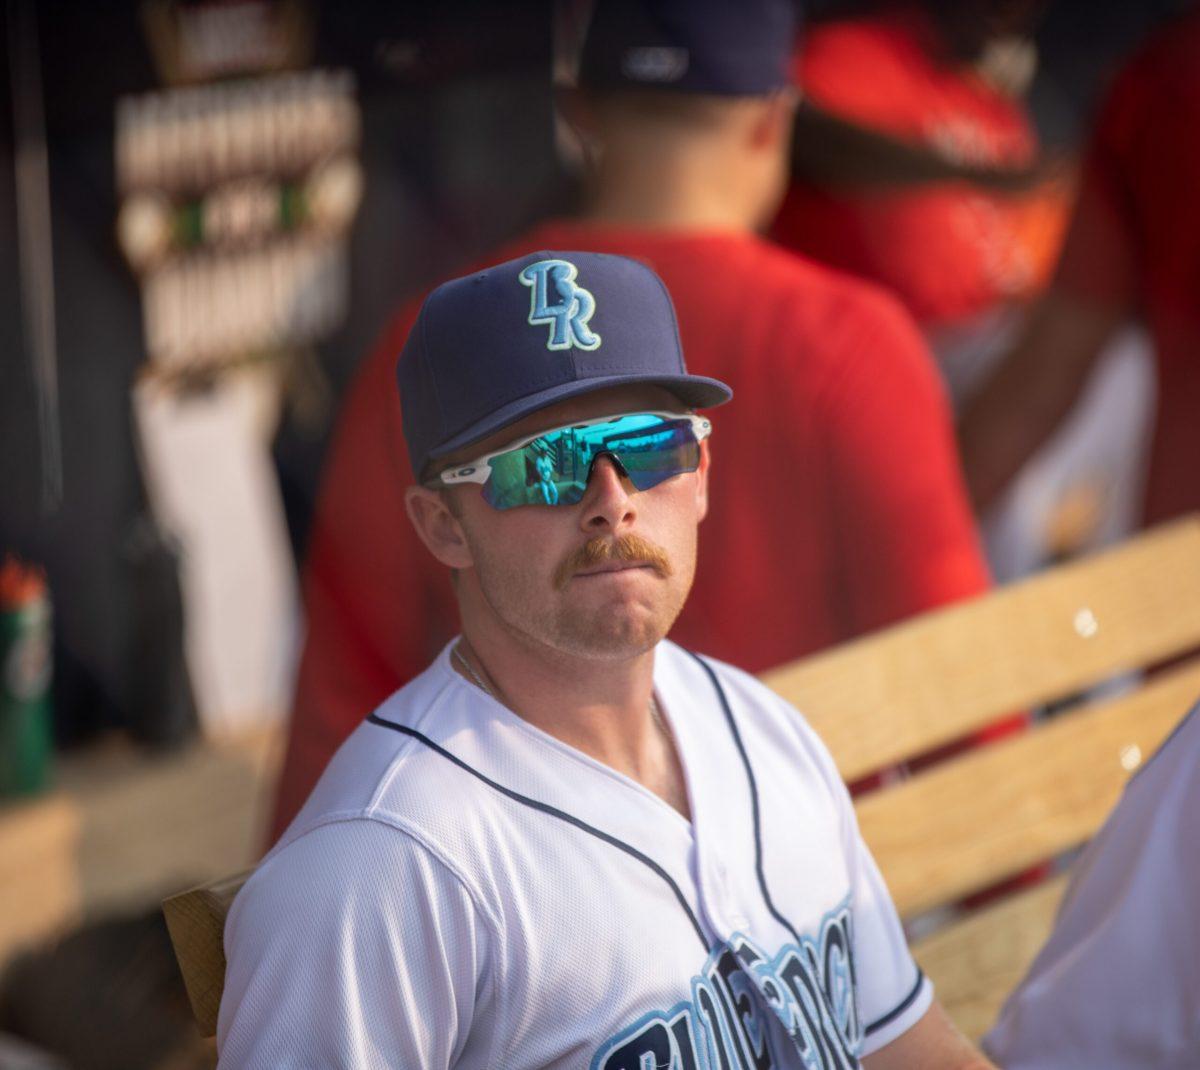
[435,410,712,510]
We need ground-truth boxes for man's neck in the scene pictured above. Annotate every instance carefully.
[454,624,691,819]
[582,147,758,234]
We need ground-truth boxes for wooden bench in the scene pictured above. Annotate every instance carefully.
[0,795,81,962]
[164,514,1200,1041]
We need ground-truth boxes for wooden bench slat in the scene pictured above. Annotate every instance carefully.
[764,516,1200,781]
[912,875,1068,1042]
[857,656,1200,917]
[162,871,250,1038]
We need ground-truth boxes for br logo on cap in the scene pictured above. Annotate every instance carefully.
[519,259,601,352]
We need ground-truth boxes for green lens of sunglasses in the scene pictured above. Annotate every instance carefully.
[481,413,701,510]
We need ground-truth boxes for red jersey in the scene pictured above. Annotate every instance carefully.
[772,9,1068,327]
[1054,12,1200,525]
[271,221,990,836]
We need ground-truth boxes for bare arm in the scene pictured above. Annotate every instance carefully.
[957,57,1142,517]
[957,288,1123,513]
[864,1000,997,1070]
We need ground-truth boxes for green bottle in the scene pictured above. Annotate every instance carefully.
[0,556,52,797]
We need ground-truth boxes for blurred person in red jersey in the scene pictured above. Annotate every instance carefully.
[961,7,1200,530]
[773,0,1072,399]
[269,0,994,839]
[773,0,1162,590]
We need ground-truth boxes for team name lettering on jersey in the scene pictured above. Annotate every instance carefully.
[518,259,601,351]
[593,901,862,1070]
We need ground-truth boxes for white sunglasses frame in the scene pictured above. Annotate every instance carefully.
[434,410,712,488]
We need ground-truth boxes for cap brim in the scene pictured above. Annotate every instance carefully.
[426,372,732,467]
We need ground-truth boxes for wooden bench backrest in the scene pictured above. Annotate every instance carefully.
[162,870,248,1037]
[164,515,1200,1040]
[762,515,1200,784]
[766,515,1200,1037]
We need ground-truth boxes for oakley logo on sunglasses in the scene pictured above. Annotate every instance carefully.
[518,259,602,352]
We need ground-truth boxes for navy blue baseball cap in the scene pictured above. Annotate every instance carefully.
[578,0,798,96]
[397,250,732,480]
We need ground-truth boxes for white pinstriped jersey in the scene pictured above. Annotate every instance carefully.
[985,700,1200,1070]
[218,640,932,1068]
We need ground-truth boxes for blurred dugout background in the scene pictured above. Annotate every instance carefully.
[0,0,1188,1066]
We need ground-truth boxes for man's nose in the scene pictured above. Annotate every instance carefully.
[580,454,637,533]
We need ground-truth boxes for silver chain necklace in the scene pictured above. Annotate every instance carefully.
[451,643,494,696]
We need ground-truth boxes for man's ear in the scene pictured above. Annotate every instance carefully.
[694,439,711,523]
[404,486,475,570]
[553,84,603,172]
[555,85,598,141]
[749,87,800,151]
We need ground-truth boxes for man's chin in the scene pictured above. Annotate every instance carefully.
[550,603,681,661]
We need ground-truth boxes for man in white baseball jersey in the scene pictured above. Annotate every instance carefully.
[218,251,995,1068]
[984,698,1200,1069]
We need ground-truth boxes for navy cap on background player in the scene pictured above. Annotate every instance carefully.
[397,250,732,479]
[577,0,797,96]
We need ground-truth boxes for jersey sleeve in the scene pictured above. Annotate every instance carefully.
[752,670,934,1056]
[984,702,1200,1068]
[218,818,500,1070]
[846,829,934,1054]
[270,306,460,841]
[817,288,991,636]
[799,711,935,1056]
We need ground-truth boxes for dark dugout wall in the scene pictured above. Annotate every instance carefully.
[0,0,574,745]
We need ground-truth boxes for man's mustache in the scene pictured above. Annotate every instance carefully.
[553,534,673,590]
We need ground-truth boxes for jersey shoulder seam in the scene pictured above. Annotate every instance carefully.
[276,808,504,933]
[366,667,462,811]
